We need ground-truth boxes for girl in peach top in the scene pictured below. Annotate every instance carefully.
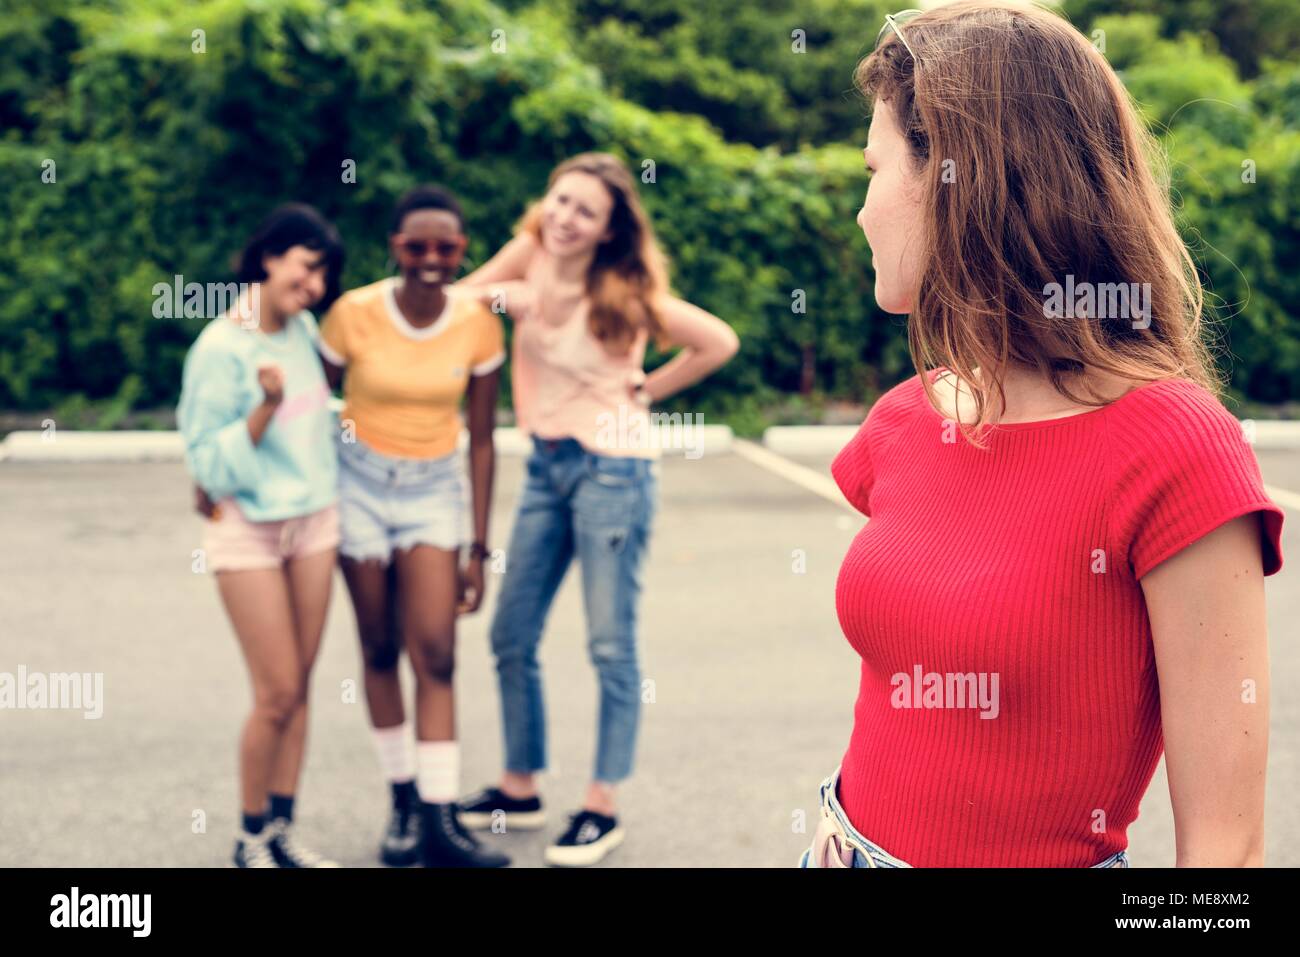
[452,153,738,865]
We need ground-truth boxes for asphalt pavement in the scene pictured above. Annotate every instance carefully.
[1,447,1297,867]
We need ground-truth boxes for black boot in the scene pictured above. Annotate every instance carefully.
[380,800,422,867]
[419,802,510,868]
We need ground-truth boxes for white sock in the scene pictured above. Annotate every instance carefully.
[371,722,416,784]
[416,740,460,804]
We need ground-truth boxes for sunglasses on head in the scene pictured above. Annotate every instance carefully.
[394,235,466,259]
[875,8,922,61]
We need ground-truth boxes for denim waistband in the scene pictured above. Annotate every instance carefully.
[530,434,658,475]
[530,435,585,458]
[820,766,1130,868]
[338,434,462,488]
[821,767,912,868]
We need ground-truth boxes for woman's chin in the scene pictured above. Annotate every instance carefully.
[544,235,591,259]
[874,290,912,315]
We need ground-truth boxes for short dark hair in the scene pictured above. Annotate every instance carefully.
[390,185,465,234]
[233,203,345,312]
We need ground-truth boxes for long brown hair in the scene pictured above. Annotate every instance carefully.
[855,0,1219,443]
[516,153,669,352]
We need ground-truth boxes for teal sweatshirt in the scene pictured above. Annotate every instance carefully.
[176,312,338,522]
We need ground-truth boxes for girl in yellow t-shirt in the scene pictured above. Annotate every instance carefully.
[317,186,507,869]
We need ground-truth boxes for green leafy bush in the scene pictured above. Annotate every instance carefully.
[0,0,1296,420]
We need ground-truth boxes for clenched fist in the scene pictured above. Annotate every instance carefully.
[257,364,285,406]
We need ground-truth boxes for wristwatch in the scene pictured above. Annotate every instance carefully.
[467,541,490,560]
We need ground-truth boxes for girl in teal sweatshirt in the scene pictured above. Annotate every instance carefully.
[176,204,344,868]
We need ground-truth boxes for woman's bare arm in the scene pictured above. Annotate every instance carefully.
[1142,513,1271,866]
[457,367,500,614]
[641,295,740,404]
[455,232,539,290]
[318,351,344,391]
[448,233,541,320]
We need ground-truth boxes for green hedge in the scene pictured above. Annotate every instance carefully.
[1,0,1297,422]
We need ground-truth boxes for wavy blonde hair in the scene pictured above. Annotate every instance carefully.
[516,152,669,353]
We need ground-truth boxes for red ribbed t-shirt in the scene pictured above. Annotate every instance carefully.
[831,370,1285,867]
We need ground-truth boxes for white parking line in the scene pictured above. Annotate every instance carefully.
[1266,484,1300,514]
[731,439,859,516]
[735,438,1300,519]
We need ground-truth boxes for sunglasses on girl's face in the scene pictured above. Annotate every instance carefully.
[394,236,466,258]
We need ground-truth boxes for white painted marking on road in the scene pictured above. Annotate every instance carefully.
[735,439,1300,522]
[732,439,861,517]
[1265,484,1300,513]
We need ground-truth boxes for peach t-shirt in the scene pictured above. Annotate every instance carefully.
[512,296,657,460]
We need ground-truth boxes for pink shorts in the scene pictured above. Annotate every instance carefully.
[203,500,340,572]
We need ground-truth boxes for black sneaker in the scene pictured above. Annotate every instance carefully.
[543,810,624,867]
[458,786,545,832]
[419,802,510,868]
[266,819,341,868]
[232,829,277,868]
[380,802,422,867]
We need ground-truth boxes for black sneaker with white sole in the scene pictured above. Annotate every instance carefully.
[458,786,545,831]
[544,810,624,867]
[233,829,277,868]
[266,819,341,868]
[380,802,422,867]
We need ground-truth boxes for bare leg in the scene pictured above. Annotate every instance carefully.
[393,546,460,742]
[583,782,618,816]
[341,557,405,730]
[215,567,301,817]
[267,547,336,796]
[501,771,539,799]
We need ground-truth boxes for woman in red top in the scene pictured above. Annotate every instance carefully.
[803,2,1286,868]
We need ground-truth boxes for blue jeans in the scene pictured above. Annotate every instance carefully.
[490,437,659,784]
[798,767,1131,868]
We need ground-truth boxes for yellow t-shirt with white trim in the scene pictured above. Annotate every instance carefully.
[319,278,505,459]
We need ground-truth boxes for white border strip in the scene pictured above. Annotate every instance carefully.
[765,422,1300,455]
[1265,484,1300,513]
[737,438,1300,518]
[0,424,735,463]
[731,438,859,515]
